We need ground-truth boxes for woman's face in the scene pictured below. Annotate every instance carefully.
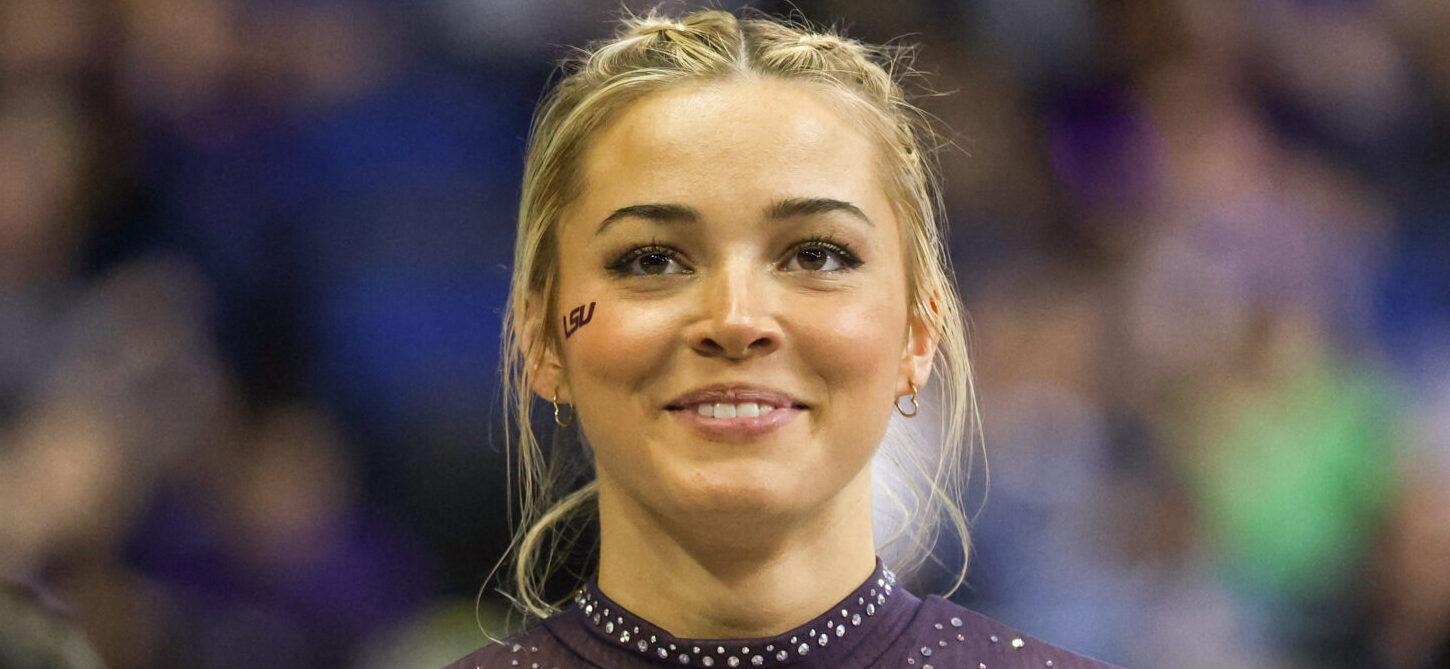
[537,78,936,529]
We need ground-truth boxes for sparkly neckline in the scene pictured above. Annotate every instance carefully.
[571,559,899,667]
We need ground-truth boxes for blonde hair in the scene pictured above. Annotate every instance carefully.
[490,6,982,624]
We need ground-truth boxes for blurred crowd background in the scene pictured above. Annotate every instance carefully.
[2,0,1447,667]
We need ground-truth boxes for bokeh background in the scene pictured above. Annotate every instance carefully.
[2,0,1448,667]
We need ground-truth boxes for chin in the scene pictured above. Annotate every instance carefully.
[660,463,809,519]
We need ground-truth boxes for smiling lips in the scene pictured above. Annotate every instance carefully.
[665,384,807,442]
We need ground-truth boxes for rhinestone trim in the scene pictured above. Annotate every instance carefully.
[572,561,897,666]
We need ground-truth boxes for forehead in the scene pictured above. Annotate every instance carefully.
[576,77,885,210]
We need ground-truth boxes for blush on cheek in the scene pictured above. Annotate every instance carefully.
[799,300,903,383]
[563,301,680,404]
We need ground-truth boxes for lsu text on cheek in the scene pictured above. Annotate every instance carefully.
[563,301,597,338]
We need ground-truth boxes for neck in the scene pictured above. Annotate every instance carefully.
[594,466,877,639]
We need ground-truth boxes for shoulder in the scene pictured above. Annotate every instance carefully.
[442,622,564,669]
[906,595,1126,669]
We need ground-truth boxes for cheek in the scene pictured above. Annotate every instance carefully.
[795,294,905,392]
[561,299,679,402]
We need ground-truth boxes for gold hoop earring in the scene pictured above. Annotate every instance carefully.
[552,392,574,428]
[895,380,919,418]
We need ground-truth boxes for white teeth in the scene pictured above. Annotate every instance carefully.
[692,402,779,418]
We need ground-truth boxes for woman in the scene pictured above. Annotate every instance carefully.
[450,9,1118,668]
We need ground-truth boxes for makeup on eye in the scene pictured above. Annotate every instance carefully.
[604,243,690,277]
[603,235,865,277]
[779,236,863,272]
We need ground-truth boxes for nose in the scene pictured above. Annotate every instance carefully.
[688,260,781,360]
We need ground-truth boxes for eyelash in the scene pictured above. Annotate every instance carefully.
[796,235,864,269]
[604,242,675,276]
[604,235,864,277]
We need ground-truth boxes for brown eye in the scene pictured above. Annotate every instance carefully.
[782,242,858,272]
[638,253,672,275]
[606,244,691,277]
[796,248,831,271]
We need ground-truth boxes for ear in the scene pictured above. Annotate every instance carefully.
[898,288,941,396]
[522,294,571,404]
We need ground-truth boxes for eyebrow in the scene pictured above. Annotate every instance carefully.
[594,197,873,236]
[596,203,699,236]
[768,197,872,224]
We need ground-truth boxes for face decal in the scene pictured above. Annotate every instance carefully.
[563,301,597,339]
